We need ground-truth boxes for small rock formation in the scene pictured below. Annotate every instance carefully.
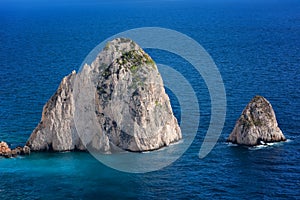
[227,95,286,146]
[0,141,11,158]
[0,141,30,158]
[26,38,181,152]
[22,146,31,155]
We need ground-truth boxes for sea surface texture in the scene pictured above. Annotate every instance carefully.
[0,0,299,199]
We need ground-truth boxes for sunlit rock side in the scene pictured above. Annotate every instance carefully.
[227,95,286,146]
[26,70,85,151]
[27,38,181,152]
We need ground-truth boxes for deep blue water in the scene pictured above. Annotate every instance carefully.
[0,0,300,199]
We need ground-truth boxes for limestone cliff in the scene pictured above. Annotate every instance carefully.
[27,70,85,151]
[26,38,181,152]
[227,95,286,146]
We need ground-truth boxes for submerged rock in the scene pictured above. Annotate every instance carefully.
[26,38,181,152]
[227,95,286,146]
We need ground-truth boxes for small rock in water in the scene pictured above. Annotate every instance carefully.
[11,149,17,157]
[0,141,12,158]
[0,141,31,158]
[227,95,286,146]
[15,147,23,155]
[22,146,31,155]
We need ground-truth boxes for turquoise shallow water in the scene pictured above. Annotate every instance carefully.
[1,141,299,199]
[0,0,300,199]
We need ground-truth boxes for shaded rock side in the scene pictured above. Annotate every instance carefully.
[227,95,286,146]
[27,38,181,152]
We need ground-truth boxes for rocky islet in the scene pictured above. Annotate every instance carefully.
[227,95,286,146]
[26,38,182,153]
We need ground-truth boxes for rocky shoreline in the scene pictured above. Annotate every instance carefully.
[0,141,30,158]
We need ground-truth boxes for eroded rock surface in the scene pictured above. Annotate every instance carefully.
[227,95,286,146]
[26,38,181,152]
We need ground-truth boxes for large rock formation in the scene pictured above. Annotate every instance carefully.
[27,38,181,152]
[227,95,286,146]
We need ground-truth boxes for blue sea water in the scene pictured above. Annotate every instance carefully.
[0,0,300,199]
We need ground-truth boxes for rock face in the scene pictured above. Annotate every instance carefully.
[26,70,85,151]
[27,38,181,152]
[227,95,286,146]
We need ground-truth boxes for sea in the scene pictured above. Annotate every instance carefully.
[0,0,300,199]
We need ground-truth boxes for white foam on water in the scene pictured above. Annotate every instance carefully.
[249,140,289,150]
[286,139,292,143]
[169,139,184,146]
[141,139,184,154]
[227,139,290,150]
[59,151,71,153]
[227,142,238,147]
